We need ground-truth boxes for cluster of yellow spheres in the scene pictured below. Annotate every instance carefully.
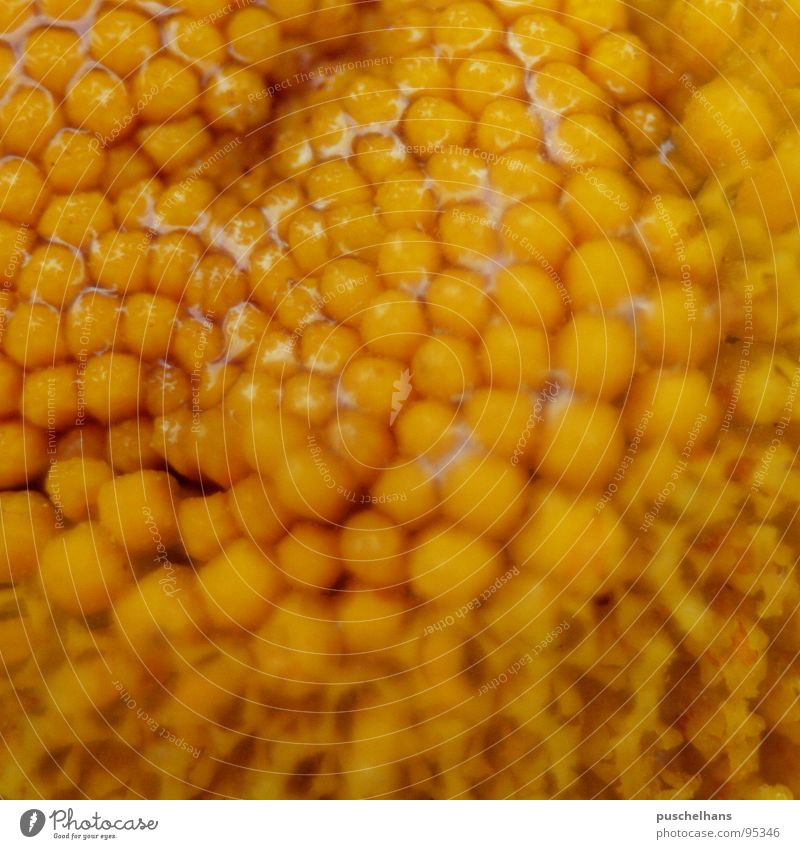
[0,0,799,800]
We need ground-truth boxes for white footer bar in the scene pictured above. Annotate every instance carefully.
[1,800,796,848]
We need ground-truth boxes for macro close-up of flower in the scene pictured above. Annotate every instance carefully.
[0,0,800,815]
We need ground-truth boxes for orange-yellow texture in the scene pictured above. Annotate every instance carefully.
[0,0,799,800]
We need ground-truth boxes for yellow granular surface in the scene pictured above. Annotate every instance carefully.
[1,0,800,800]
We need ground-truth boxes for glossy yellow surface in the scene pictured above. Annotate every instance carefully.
[0,0,799,800]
